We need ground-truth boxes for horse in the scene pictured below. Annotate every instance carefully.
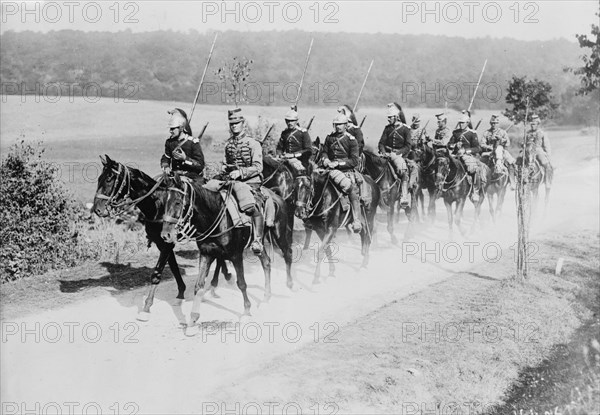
[482,145,510,223]
[363,150,421,243]
[517,141,553,215]
[432,149,472,237]
[92,156,231,321]
[262,154,301,238]
[160,174,293,334]
[410,139,439,221]
[295,161,380,283]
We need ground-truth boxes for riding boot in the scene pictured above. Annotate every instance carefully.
[264,194,276,228]
[507,163,516,190]
[250,208,264,254]
[400,174,410,207]
[348,187,362,233]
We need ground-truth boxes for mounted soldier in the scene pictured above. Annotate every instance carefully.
[321,113,362,233]
[160,108,205,182]
[276,107,313,176]
[377,103,412,206]
[481,114,516,189]
[338,104,365,172]
[448,113,483,199]
[523,114,553,176]
[218,108,268,254]
[410,113,429,144]
[430,112,452,149]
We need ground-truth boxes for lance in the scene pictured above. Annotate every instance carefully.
[418,120,430,142]
[293,38,314,109]
[468,59,487,113]
[353,59,374,112]
[359,115,367,128]
[189,32,218,124]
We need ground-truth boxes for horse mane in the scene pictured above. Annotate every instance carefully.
[363,149,386,170]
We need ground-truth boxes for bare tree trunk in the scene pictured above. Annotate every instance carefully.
[516,115,531,281]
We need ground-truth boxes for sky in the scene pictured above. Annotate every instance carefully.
[0,1,597,41]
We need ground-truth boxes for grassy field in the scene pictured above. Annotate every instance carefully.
[2,96,523,202]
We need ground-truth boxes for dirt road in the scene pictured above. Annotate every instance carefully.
[1,132,598,414]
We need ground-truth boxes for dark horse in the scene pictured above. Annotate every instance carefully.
[161,175,293,335]
[433,149,473,237]
[482,146,510,222]
[262,154,298,236]
[295,162,380,283]
[410,140,439,221]
[92,156,231,321]
[363,150,421,243]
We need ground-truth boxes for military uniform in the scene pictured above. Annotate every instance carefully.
[432,126,452,148]
[524,128,551,167]
[161,133,205,179]
[276,125,312,175]
[322,123,362,232]
[223,131,263,186]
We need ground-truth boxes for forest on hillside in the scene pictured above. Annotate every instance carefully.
[1,29,596,124]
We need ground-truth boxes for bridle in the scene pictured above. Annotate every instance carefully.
[163,180,238,244]
[94,162,163,216]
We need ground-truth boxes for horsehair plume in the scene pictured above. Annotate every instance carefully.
[393,102,407,124]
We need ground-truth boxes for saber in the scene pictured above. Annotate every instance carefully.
[306,115,315,130]
[294,38,314,108]
[359,115,367,128]
[468,59,487,112]
[189,32,218,123]
[353,59,374,112]
[198,122,209,139]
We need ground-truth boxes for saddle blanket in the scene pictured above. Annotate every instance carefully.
[203,180,251,228]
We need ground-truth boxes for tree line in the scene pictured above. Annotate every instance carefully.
[0,29,596,124]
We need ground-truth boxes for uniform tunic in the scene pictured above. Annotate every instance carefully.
[449,128,481,156]
[431,126,452,147]
[378,122,412,156]
[322,131,359,171]
[160,133,205,175]
[223,132,263,185]
[276,126,312,165]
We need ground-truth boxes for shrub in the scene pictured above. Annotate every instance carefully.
[0,140,82,282]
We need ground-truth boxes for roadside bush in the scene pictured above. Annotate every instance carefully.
[0,140,82,282]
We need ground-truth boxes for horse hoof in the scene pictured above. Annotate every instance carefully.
[136,311,151,322]
[210,289,220,299]
[224,272,233,281]
[184,324,201,337]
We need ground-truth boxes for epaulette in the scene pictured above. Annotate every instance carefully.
[345,132,355,140]
[296,127,307,133]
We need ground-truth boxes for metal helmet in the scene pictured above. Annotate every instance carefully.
[284,108,299,121]
[458,114,470,124]
[168,110,187,128]
[333,113,348,125]
[386,103,400,117]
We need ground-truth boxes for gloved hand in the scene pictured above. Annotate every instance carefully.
[162,166,172,175]
[229,170,242,180]
[284,153,294,159]
[173,148,186,160]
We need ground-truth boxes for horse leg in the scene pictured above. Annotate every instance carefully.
[445,199,454,239]
[256,245,272,302]
[428,187,437,223]
[388,198,397,245]
[185,254,215,336]
[275,222,295,290]
[231,252,252,317]
[313,227,334,283]
[497,186,507,218]
[456,197,468,236]
[488,191,496,224]
[209,259,222,298]
[137,245,171,321]
[303,228,313,250]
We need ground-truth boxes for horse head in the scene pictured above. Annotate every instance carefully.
[161,173,191,244]
[311,137,323,164]
[492,145,506,175]
[434,151,451,193]
[93,155,129,217]
[294,161,316,220]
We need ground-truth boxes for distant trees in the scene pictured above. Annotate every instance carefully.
[503,76,559,123]
[215,57,254,107]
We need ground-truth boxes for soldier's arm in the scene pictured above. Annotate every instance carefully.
[378,127,388,154]
[399,127,412,155]
[183,142,205,174]
[542,132,551,156]
[320,136,332,167]
[240,140,263,180]
[296,130,313,158]
[337,137,359,170]
[161,141,171,168]
[353,128,365,153]
[433,129,451,146]
[276,133,285,157]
